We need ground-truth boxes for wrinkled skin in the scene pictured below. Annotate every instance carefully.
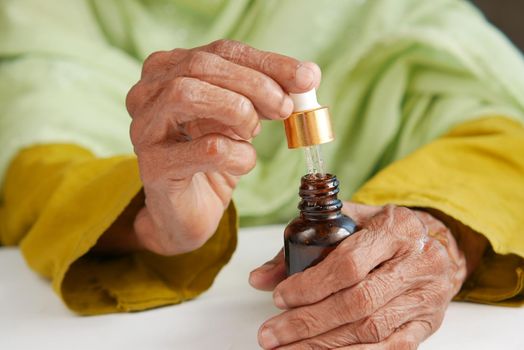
[125,40,321,255]
[125,39,473,349]
[250,203,468,350]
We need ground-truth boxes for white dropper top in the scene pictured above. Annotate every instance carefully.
[289,89,321,112]
[288,89,326,176]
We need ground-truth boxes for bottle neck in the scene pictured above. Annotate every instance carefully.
[298,173,343,220]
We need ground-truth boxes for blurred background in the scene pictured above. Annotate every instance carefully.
[472,0,524,52]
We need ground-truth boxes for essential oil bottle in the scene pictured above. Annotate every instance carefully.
[284,173,356,275]
[283,89,357,275]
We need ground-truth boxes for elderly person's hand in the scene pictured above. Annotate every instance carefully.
[125,40,320,255]
[250,203,483,349]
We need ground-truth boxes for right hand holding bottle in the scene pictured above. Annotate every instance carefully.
[126,40,321,255]
[250,203,472,349]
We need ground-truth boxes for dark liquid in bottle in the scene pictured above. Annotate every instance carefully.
[284,174,357,275]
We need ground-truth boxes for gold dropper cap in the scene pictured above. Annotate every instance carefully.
[284,89,334,149]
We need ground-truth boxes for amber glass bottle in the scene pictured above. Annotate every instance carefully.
[284,173,357,275]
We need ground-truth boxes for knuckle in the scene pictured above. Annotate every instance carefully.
[342,253,363,281]
[143,51,164,68]
[388,206,428,250]
[412,209,433,223]
[125,82,142,116]
[126,81,166,120]
[255,74,275,93]
[169,77,193,101]
[186,50,214,75]
[210,39,244,58]
[164,48,190,68]
[353,282,380,315]
[360,315,389,343]
[394,206,423,230]
[242,145,257,172]
[222,94,255,128]
[235,96,255,120]
[258,51,275,72]
[275,279,301,307]
[210,39,231,52]
[287,313,315,339]
[332,292,352,322]
[391,205,410,217]
[141,50,167,76]
[329,294,360,329]
[230,144,256,175]
[426,240,449,270]
[382,203,398,217]
[169,48,186,61]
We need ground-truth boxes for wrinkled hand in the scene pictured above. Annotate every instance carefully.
[126,40,320,255]
[250,203,468,349]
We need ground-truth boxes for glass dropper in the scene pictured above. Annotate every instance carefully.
[304,144,325,176]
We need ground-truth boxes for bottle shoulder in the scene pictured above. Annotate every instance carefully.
[284,214,357,246]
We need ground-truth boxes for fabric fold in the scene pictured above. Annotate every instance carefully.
[0,144,238,314]
[353,116,524,305]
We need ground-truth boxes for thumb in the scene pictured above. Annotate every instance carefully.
[249,248,286,291]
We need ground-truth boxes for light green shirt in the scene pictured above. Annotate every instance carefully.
[1,0,524,225]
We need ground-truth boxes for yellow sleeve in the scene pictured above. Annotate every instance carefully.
[0,144,237,315]
[353,116,524,306]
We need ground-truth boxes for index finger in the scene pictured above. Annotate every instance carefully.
[201,39,321,93]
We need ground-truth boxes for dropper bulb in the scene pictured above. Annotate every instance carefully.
[289,89,321,112]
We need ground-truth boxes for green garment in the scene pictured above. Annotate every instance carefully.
[2,0,524,315]
[1,0,524,226]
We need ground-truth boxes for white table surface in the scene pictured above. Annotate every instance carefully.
[1,225,523,350]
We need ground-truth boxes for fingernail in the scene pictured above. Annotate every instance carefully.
[248,271,258,287]
[295,63,315,90]
[273,291,286,309]
[259,327,279,349]
[252,122,262,137]
[249,262,274,286]
[280,96,293,118]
